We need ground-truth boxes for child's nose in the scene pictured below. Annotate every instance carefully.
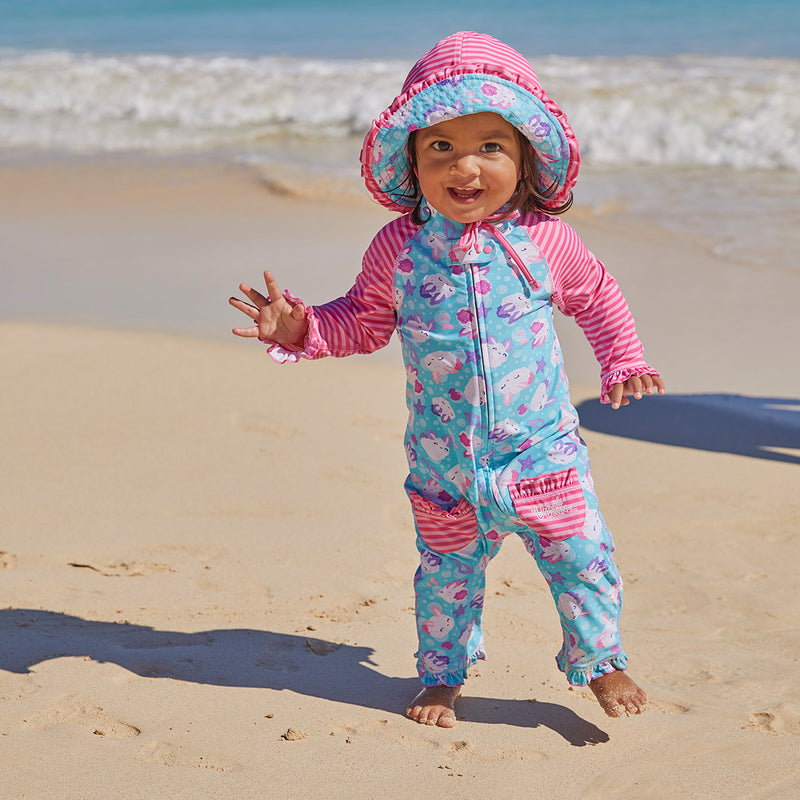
[451,154,480,178]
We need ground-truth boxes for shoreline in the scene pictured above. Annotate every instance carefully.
[2,154,798,396]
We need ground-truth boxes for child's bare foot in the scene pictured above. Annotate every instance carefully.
[405,685,461,728]
[588,670,648,717]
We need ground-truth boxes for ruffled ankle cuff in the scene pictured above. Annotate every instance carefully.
[564,652,629,687]
[418,651,486,687]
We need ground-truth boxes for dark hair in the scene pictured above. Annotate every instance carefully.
[401,129,573,226]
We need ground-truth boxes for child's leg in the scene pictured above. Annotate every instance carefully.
[408,534,496,726]
[521,514,646,715]
[413,539,490,686]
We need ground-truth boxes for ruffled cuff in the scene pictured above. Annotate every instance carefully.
[418,649,486,687]
[264,293,329,364]
[564,652,629,687]
[600,364,660,404]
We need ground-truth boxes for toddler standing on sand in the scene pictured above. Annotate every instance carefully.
[230,31,664,728]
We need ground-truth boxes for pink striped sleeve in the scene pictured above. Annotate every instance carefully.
[532,214,659,402]
[266,215,415,363]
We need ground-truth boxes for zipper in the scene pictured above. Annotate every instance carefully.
[492,225,541,291]
[468,260,496,466]
[457,220,536,477]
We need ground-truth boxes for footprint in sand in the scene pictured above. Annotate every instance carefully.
[139,741,238,771]
[572,688,689,715]
[647,698,690,715]
[27,695,140,739]
[305,638,341,656]
[745,705,800,735]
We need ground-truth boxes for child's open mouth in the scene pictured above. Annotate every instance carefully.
[448,187,482,202]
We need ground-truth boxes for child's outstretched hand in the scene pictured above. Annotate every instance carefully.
[609,374,666,410]
[229,270,308,349]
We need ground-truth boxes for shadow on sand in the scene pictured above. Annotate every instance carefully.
[1,608,607,746]
[576,393,800,464]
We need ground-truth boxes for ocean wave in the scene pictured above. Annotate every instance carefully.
[547,55,800,171]
[1,49,797,171]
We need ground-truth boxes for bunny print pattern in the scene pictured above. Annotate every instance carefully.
[399,209,627,687]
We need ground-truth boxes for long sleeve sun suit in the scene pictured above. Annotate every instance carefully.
[268,207,656,686]
[266,31,659,687]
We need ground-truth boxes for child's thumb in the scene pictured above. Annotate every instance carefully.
[290,303,306,319]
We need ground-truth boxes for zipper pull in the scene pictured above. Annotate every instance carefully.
[492,227,541,291]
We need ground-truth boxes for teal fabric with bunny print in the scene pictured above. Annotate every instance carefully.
[398,208,628,687]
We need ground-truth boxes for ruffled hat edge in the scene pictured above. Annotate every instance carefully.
[360,32,580,214]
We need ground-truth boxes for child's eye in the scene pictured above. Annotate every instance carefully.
[430,140,452,152]
[481,142,502,154]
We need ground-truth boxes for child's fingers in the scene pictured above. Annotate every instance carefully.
[231,325,259,338]
[263,270,285,303]
[628,375,644,400]
[610,383,626,409]
[238,282,270,308]
[638,374,666,396]
[228,296,259,320]
[611,374,666,409]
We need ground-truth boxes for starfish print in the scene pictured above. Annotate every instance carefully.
[518,455,536,471]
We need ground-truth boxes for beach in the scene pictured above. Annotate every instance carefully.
[2,156,799,799]
[1,2,799,794]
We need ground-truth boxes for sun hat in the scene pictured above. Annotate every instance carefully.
[360,31,580,214]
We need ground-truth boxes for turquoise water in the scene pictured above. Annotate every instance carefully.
[1,0,798,58]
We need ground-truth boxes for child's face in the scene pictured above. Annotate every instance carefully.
[414,112,522,224]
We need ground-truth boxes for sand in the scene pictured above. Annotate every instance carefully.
[1,158,799,799]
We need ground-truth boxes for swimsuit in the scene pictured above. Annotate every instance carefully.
[266,30,659,688]
[268,207,655,686]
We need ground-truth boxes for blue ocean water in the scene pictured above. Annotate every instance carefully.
[0,0,797,59]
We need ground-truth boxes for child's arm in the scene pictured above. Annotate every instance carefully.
[229,270,309,350]
[231,216,417,363]
[541,217,665,409]
[306,217,418,356]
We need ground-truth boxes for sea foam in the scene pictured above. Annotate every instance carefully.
[1,49,797,171]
